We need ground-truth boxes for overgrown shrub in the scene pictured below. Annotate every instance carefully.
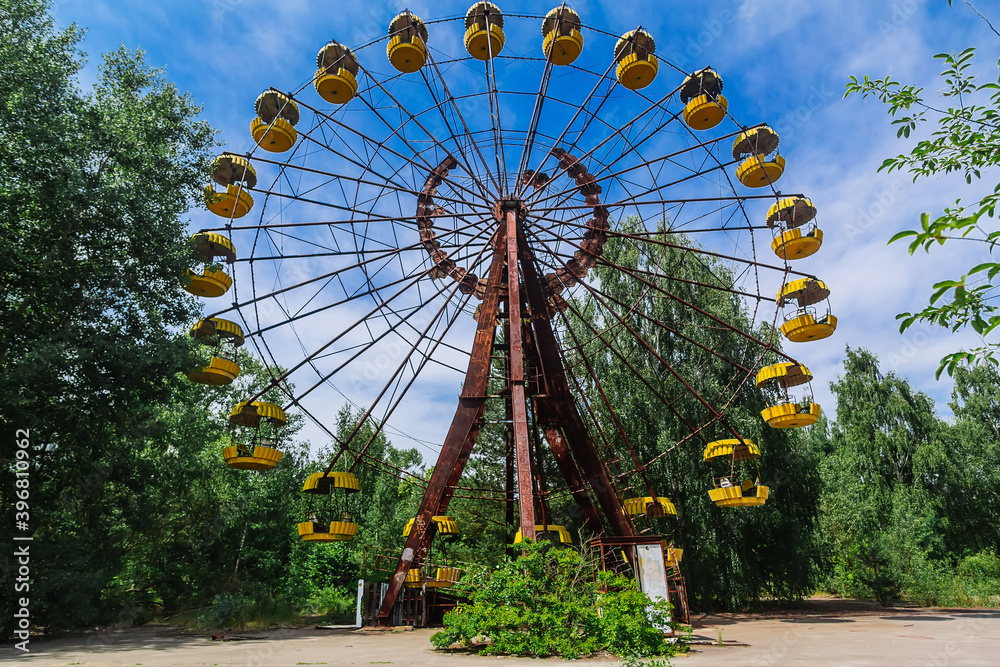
[302,585,357,624]
[430,541,684,660]
[196,586,297,629]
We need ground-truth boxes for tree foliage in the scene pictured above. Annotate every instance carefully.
[819,348,1000,605]
[845,12,1000,377]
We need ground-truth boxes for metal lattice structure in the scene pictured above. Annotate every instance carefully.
[184,4,837,624]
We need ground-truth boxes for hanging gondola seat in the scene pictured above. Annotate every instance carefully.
[541,5,583,66]
[297,521,357,542]
[223,442,284,470]
[781,310,838,342]
[251,90,299,153]
[623,496,677,518]
[184,233,237,297]
[732,126,783,188]
[772,226,823,260]
[387,12,429,73]
[465,2,505,60]
[426,567,462,588]
[329,520,359,540]
[186,356,240,385]
[614,29,658,90]
[315,41,359,104]
[404,568,424,588]
[513,524,572,544]
[776,278,837,342]
[684,94,729,131]
[679,68,727,130]
[205,184,254,219]
[205,155,256,219]
[736,153,785,188]
[709,483,769,507]
[761,401,821,428]
[184,266,233,298]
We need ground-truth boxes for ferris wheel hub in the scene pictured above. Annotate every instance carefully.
[492,197,529,223]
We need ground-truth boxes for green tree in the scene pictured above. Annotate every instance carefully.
[942,362,1000,555]
[816,347,1000,605]
[0,0,217,634]
[844,3,1000,377]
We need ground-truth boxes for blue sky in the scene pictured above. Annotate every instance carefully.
[50,0,998,455]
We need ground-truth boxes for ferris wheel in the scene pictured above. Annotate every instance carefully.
[180,2,837,622]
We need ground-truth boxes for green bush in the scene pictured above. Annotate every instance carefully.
[196,586,297,629]
[955,550,1000,604]
[302,585,357,624]
[430,542,683,660]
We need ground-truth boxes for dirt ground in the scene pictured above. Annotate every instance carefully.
[2,600,998,666]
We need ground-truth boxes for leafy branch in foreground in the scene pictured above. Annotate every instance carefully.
[845,43,1000,377]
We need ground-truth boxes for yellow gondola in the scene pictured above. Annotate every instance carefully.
[465,2,505,60]
[708,483,770,507]
[542,5,583,66]
[772,227,824,260]
[183,232,237,298]
[513,524,572,544]
[387,12,428,73]
[614,29,657,90]
[733,125,784,188]
[222,441,283,471]
[186,317,244,385]
[298,471,360,542]
[704,438,769,508]
[776,278,838,342]
[766,196,823,260]
[251,90,300,153]
[204,154,256,219]
[315,41,359,105]
[679,67,727,130]
[755,362,821,428]
[404,568,424,588]
[223,401,286,470]
[623,496,677,518]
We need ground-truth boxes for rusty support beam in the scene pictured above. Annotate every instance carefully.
[376,225,508,624]
[504,201,536,541]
